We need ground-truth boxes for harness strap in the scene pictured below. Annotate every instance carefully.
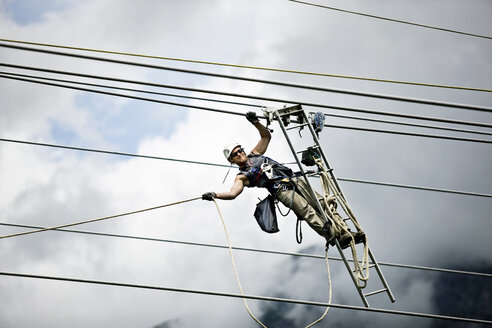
[274,180,296,215]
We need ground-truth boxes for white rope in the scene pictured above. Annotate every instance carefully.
[212,199,268,327]
[305,248,332,328]
[315,159,370,288]
[212,199,332,328]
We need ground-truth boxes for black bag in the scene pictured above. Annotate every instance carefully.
[301,146,320,166]
[254,195,279,233]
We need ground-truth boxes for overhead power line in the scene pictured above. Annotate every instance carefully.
[1,138,490,199]
[2,73,492,145]
[0,38,490,93]
[2,222,490,278]
[2,70,491,138]
[324,123,492,145]
[0,198,201,240]
[1,271,490,324]
[289,0,492,40]
[1,43,491,113]
[0,71,260,109]
[3,63,491,130]
[323,112,492,138]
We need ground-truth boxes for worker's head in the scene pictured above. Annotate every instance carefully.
[223,143,247,164]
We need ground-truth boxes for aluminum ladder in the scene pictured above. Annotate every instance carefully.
[265,104,396,307]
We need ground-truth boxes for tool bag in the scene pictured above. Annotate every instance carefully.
[254,195,279,233]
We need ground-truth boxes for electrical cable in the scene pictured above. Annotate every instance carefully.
[0,271,491,324]
[1,73,491,145]
[1,137,490,199]
[1,43,491,113]
[0,72,238,116]
[324,123,492,144]
[2,222,489,278]
[0,197,201,240]
[3,63,491,129]
[289,0,492,40]
[2,70,491,138]
[0,70,260,108]
[323,112,492,137]
[1,38,490,93]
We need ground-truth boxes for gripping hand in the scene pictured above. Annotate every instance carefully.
[202,192,216,201]
[245,111,259,124]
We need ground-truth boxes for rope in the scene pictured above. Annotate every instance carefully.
[1,38,490,92]
[322,166,371,287]
[212,198,332,327]
[305,248,332,328]
[212,199,268,328]
[0,197,201,240]
[315,159,370,288]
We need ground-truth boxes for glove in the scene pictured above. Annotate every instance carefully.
[245,111,259,124]
[202,192,216,201]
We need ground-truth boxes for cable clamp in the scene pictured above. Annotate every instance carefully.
[261,106,276,127]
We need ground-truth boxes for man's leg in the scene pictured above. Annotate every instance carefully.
[276,187,334,241]
[294,178,365,248]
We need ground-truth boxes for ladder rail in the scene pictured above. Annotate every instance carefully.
[368,248,396,303]
[274,109,329,224]
[301,112,350,203]
[336,240,371,307]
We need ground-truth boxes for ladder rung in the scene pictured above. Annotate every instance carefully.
[343,217,351,221]
[286,122,310,130]
[296,145,320,154]
[364,288,388,297]
[278,109,304,117]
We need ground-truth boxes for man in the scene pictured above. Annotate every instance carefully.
[202,112,364,248]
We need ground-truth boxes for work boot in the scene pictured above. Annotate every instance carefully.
[338,230,366,249]
[338,231,353,249]
[353,231,366,244]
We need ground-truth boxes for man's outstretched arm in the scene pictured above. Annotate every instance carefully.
[202,175,247,201]
[247,112,271,156]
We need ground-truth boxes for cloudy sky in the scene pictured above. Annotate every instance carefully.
[0,0,491,327]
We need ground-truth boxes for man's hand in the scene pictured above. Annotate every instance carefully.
[202,192,216,201]
[246,111,259,124]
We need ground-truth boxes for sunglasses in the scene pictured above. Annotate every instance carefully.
[230,148,244,158]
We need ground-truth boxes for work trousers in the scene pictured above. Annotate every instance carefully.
[276,178,334,241]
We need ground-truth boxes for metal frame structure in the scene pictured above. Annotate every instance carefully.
[268,104,396,307]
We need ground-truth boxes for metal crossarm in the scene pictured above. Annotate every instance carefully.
[269,104,396,307]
